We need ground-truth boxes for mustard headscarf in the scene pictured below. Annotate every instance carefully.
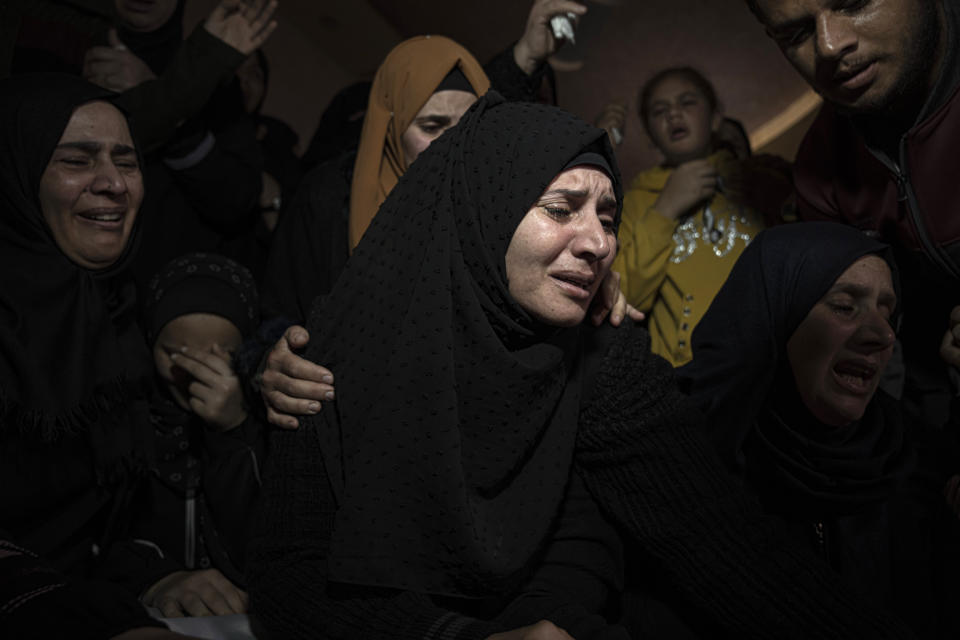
[348,35,490,250]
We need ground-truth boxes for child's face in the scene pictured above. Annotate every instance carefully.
[153,312,243,412]
[645,75,720,165]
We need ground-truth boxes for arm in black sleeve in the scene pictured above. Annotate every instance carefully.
[575,323,917,640]
[200,415,265,571]
[0,536,165,638]
[495,473,630,640]
[113,24,247,152]
[246,421,498,640]
[483,45,550,103]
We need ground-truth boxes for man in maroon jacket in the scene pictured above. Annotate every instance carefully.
[745,0,960,430]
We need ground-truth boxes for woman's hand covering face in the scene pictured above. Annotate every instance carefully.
[590,269,644,326]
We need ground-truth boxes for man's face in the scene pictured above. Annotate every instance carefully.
[752,0,940,115]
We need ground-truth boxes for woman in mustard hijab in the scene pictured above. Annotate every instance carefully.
[262,36,491,323]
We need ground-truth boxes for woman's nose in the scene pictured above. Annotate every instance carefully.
[570,211,611,262]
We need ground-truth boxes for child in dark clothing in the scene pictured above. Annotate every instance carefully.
[139,252,265,618]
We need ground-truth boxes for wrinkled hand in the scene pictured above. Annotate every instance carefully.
[83,29,156,92]
[261,325,335,429]
[167,344,247,431]
[594,100,627,146]
[589,269,644,327]
[938,305,960,368]
[513,0,587,75]
[944,475,960,519]
[143,569,248,618]
[204,0,279,56]
[654,158,718,221]
[486,620,575,640]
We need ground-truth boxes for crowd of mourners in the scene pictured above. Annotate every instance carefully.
[2,0,960,638]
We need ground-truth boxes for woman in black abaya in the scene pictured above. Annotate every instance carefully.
[0,74,189,638]
[680,222,960,638]
[248,94,917,640]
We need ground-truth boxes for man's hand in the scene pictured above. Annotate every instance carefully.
[513,0,587,75]
[594,100,627,146]
[167,344,247,431]
[143,569,247,618]
[83,29,156,92]
[261,325,335,429]
[486,620,575,640]
[939,305,960,368]
[653,158,718,221]
[204,0,279,57]
[590,269,644,327]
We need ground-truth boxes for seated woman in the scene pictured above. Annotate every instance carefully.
[247,93,915,639]
[612,67,791,366]
[680,222,960,638]
[137,252,266,611]
[0,74,196,639]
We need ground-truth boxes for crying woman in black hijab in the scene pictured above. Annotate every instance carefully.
[0,73,164,638]
[679,222,960,638]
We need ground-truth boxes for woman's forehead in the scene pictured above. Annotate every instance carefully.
[544,166,614,195]
[58,101,133,146]
[832,255,895,293]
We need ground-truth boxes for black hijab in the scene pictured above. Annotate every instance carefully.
[301,91,621,596]
[679,222,912,516]
[143,251,260,346]
[116,0,186,75]
[0,73,152,483]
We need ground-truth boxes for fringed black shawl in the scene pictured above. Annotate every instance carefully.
[0,73,152,486]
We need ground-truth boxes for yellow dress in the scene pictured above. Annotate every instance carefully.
[613,151,766,366]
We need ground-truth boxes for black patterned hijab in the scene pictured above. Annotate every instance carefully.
[301,92,621,596]
[0,74,151,483]
[679,222,911,516]
[143,251,260,345]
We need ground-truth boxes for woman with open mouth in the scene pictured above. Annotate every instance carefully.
[681,221,960,639]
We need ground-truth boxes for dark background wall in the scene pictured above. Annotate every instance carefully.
[186,0,819,178]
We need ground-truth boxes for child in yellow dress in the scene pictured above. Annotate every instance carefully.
[613,67,790,366]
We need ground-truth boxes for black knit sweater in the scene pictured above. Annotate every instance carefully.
[247,417,630,640]
[575,324,916,639]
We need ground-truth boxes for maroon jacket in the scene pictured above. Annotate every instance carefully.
[794,82,960,281]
